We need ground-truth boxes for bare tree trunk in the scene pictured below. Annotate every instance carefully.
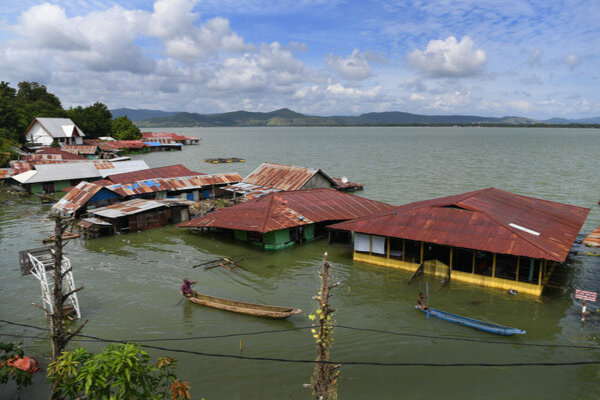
[307,252,340,400]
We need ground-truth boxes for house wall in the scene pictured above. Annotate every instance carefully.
[234,230,248,241]
[302,173,333,189]
[263,229,291,250]
[26,123,53,146]
[30,180,70,194]
[352,234,546,296]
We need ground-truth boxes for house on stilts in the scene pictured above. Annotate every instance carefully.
[328,188,590,296]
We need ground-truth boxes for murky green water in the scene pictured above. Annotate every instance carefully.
[2,127,600,399]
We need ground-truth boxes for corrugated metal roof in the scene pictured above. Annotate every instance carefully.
[242,162,336,191]
[179,188,394,233]
[107,173,243,196]
[106,164,202,183]
[52,181,113,214]
[32,147,88,160]
[0,168,14,179]
[61,145,98,155]
[331,177,364,190]
[328,187,590,262]
[98,141,149,151]
[222,182,281,198]
[583,226,600,247]
[141,132,188,141]
[12,160,148,184]
[32,118,85,138]
[94,160,149,177]
[77,217,113,228]
[90,198,192,219]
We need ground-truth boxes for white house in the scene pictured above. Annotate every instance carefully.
[25,118,85,146]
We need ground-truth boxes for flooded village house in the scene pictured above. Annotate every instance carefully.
[178,188,393,250]
[24,117,85,146]
[328,188,590,296]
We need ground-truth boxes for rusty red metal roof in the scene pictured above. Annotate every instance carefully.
[329,187,590,262]
[583,226,600,247]
[107,173,243,196]
[178,188,394,233]
[53,181,119,215]
[141,132,188,141]
[106,164,203,184]
[242,162,336,191]
[98,141,149,151]
[0,168,14,179]
[61,145,98,155]
[31,147,88,160]
[331,177,364,190]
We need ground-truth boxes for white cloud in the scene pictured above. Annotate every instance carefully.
[207,42,306,91]
[564,53,580,70]
[406,36,486,78]
[326,49,372,80]
[326,82,381,98]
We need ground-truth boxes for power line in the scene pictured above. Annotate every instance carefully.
[3,319,600,350]
[2,319,600,368]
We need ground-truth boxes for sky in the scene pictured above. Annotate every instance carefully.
[0,0,598,119]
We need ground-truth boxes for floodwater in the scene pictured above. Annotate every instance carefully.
[1,127,600,399]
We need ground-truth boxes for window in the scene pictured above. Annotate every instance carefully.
[404,240,421,264]
[475,251,493,276]
[452,247,473,272]
[496,254,517,280]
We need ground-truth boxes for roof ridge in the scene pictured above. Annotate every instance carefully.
[260,192,280,232]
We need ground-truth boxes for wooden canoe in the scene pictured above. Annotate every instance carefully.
[184,290,302,319]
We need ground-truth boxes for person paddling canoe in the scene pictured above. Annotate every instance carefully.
[181,278,197,296]
[417,292,429,310]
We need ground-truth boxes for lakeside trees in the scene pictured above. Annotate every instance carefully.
[0,81,130,148]
[112,115,141,140]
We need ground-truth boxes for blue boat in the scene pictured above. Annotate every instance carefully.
[415,306,526,336]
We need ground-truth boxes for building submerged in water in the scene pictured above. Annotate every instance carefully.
[328,188,590,296]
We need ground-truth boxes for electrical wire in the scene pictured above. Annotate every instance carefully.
[2,319,600,367]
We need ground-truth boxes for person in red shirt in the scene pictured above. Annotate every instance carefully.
[180,278,196,296]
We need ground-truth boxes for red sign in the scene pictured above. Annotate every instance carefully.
[575,289,597,302]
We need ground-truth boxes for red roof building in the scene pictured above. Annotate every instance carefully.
[179,188,394,249]
[106,164,202,184]
[328,187,590,296]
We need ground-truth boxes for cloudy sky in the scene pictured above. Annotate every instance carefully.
[1,0,598,119]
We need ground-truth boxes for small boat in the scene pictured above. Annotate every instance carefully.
[415,306,526,336]
[184,290,302,319]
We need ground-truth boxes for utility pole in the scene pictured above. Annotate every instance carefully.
[48,213,87,400]
[306,252,340,400]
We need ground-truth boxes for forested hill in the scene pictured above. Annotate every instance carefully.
[128,108,543,127]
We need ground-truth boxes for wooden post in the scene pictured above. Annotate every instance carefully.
[420,242,424,264]
[449,247,453,270]
[386,238,390,260]
[306,252,340,400]
[472,250,476,274]
[402,239,405,262]
[492,254,496,278]
[516,256,520,281]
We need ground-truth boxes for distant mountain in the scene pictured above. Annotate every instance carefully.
[544,116,600,124]
[110,108,179,121]
[135,108,546,128]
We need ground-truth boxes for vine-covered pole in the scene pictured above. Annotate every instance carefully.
[306,252,340,400]
[48,213,87,400]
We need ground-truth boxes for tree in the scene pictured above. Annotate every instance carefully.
[112,116,141,140]
[0,342,37,399]
[67,102,112,139]
[14,81,66,142]
[0,82,20,141]
[0,138,20,167]
[48,343,191,400]
[306,252,340,400]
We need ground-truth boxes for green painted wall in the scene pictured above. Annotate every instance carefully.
[263,229,291,250]
[234,230,248,241]
[30,180,70,195]
[304,224,315,241]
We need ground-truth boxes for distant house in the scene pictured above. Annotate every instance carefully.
[328,188,591,296]
[178,188,394,250]
[11,160,149,194]
[223,162,363,199]
[25,118,85,146]
[53,181,122,216]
